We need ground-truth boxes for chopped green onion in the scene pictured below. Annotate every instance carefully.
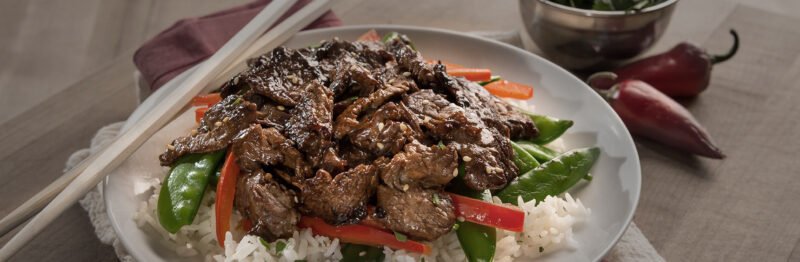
[276,240,288,253]
[394,231,408,242]
[259,237,270,249]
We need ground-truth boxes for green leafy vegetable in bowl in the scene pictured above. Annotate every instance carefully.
[549,0,667,11]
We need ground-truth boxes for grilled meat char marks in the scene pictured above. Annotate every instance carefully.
[300,166,378,225]
[235,169,299,242]
[164,36,540,242]
[159,95,256,166]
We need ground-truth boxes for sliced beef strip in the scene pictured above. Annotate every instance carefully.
[404,90,518,190]
[347,102,422,156]
[159,95,256,166]
[378,140,458,190]
[256,103,290,130]
[333,79,413,139]
[232,125,312,183]
[235,170,299,241]
[300,165,378,225]
[284,82,334,167]
[235,47,326,106]
[447,78,538,140]
[376,185,456,241]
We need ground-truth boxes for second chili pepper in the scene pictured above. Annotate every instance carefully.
[597,78,725,158]
[588,30,739,97]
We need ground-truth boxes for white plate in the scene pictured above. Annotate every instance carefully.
[105,25,640,262]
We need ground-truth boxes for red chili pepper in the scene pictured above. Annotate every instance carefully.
[596,77,725,158]
[588,30,739,97]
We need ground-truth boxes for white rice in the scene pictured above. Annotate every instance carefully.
[135,178,588,261]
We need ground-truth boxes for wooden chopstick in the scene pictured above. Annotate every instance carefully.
[0,0,300,259]
[0,0,333,240]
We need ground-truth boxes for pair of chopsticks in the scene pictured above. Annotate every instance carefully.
[0,0,332,259]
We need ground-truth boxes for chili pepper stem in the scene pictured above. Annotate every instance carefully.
[710,29,739,64]
[587,72,620,102]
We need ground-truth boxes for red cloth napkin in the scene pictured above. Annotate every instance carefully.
[133,0,341,90]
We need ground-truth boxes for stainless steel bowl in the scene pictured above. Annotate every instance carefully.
[519,0,678,70]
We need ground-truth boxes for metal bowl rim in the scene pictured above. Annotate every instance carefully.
[533,0,678,17]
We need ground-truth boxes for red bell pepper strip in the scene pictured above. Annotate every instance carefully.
[448,193,525,232]
[447,68,492,82]
[215,150,240,247]
[357,29,381,42]
[298,216,431,255]
[192,93,222,107]
[482,80,534,99]
[195,107,209,123]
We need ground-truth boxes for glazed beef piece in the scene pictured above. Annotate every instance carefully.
[225,47,326,106]
[404,90,518,190]
[378,140,458,190]
[232,125,312,184]
[300,165,378,225]
[159,95,256,165]
[235,170,299,241]
[285,82,334,167]
[333,79,414,139]
[347,102,422,157]
[256,103,290,130]
[447,78,538,140]
[376,185,456,241]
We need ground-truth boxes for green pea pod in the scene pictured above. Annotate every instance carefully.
[451,164,496,262]
[340,243,385,262]
[208,165,223,188]
[515,141,558,163]
[158,150,225,233]
[510,141,540,174]
[497,147,599,203]
[528,114,573,145]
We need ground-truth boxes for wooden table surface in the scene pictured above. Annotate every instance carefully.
[2,0,799,261]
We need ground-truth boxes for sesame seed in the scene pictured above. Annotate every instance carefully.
[452,168,458,177]
[377,142,384,149]
[457,216,465,222]
[190,129,198,135]
[377,122,384,131]
[277,105,285,111]
[167,144,175,150]
[462,156,472,162]
[222,117,230,122]
[423,116,431,122]
[214,121,222,127]
[402,72,411,77]
[402,184,409,191]
[485,166,493,174]
[399,123,409,132]
[294,196,299,203]
[359,251,366,256]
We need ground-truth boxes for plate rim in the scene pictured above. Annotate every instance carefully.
[106,24,641,262]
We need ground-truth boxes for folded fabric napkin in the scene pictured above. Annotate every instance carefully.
[133,0,341,91]
[77,1,664,261]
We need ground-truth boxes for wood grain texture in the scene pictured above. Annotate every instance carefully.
[0,0,798,261]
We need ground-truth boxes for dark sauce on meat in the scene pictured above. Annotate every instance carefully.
[159,36,538,241]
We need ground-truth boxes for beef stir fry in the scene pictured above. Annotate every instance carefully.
[159,35,540,242]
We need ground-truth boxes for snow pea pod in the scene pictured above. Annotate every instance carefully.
[528,114,573,145]
[515,141,558,163]
[497,147,599,203]
[340,243,385,262]
[158,150,225,233]
[450,164,497,262]
[510,140,540,174]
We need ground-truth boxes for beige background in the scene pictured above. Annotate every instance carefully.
[1,0,799,261]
